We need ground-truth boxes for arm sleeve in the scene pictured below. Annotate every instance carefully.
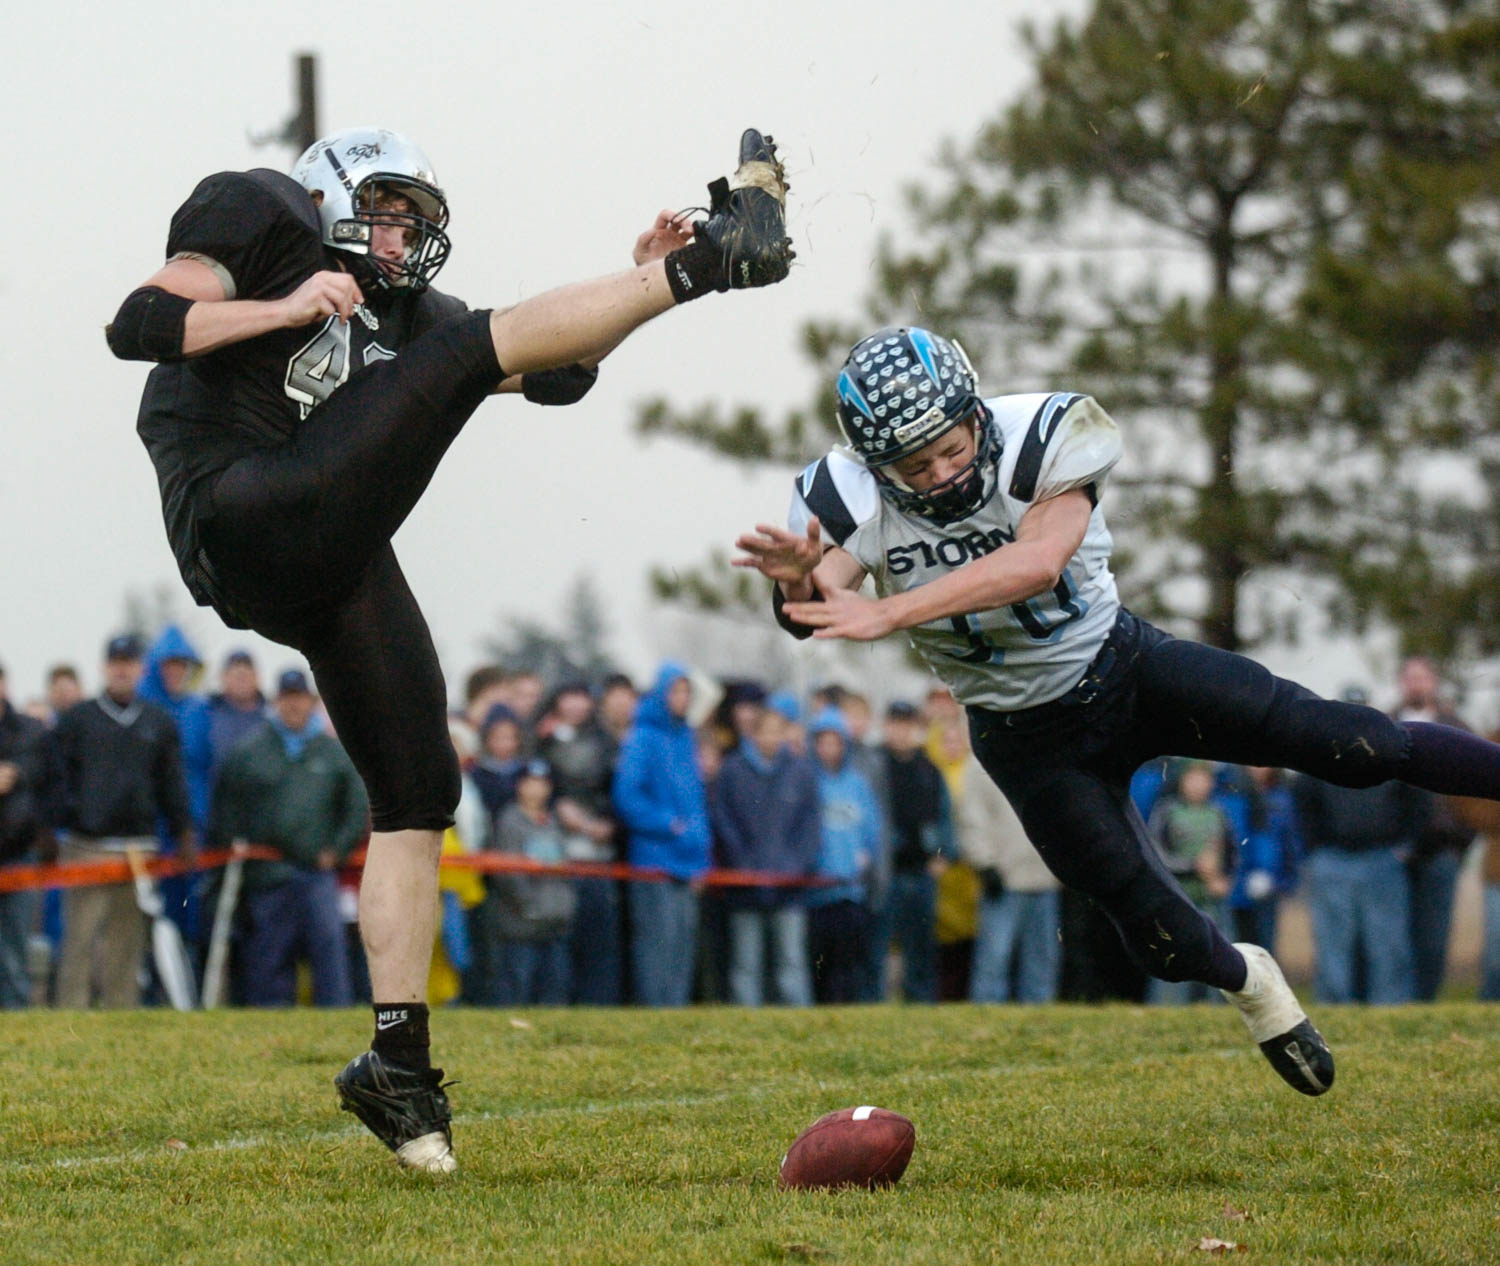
[522,364,599,405]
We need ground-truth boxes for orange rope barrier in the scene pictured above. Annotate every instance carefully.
[0,847,835,893]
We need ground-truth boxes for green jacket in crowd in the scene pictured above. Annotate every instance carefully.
[211,722,369,890]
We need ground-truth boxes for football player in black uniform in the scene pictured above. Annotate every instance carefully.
[107,125,794,1172]
[739,325,1500,1101]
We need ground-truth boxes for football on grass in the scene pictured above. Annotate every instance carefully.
[778,1106,915,1190]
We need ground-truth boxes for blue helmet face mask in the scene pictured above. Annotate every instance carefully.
[834,326,996,524]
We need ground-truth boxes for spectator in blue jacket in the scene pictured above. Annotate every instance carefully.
[139,625,213,835]
[138,625,212,947]
[1221,766,1302,954]
[806,708,881,1004]
[711,703,821,1007]
[612,662,711,1007]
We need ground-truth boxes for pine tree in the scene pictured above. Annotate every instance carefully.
[638,0,1500,663]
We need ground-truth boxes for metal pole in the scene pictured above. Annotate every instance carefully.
[293,53,318,152]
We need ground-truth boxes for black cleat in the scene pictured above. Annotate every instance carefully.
[1222,943,1335,1096]
[1259,1019,1336,1097]
[334,1050,457,1172]
[695,128,794,289]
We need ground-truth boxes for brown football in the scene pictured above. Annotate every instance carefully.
[778,1106,916,1190]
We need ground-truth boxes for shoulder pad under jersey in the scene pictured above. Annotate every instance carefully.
[789,451,880,547]
[1009,393,1123,503]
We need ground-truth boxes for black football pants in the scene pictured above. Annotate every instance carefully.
[199,310,501,832]
[968,609,1413,987]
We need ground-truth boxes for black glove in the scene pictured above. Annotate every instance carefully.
[521,363,599,405]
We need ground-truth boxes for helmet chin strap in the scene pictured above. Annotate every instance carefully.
[874,414,994,522]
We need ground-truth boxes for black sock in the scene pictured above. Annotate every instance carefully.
[371,1002,431,1070]
[1404,721,1500,797]
[664,239,728,303]
[1213,938,1249,993]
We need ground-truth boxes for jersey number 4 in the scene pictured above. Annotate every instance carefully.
[284,316,350,419]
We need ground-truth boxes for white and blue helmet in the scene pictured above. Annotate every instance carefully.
[834,326,995,521]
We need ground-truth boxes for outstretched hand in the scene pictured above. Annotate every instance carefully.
[633,210,696,265]
[733,518,823,589]
[782,585,896,642]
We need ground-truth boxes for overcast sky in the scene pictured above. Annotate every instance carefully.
[4,0,1457,718]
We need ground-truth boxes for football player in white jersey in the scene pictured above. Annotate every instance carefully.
[737,325,1500,1098]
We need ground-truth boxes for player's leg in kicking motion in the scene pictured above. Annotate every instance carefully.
[266,129,792,1172]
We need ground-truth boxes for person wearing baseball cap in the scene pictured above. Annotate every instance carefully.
[213,662,366,1009]
[208,650,267,781]
[49,634,192,1008]
[105,633,145,662]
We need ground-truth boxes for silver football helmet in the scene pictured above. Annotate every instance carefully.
[291,127,451,292]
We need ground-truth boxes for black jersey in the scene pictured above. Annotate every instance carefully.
[134,168,469,592]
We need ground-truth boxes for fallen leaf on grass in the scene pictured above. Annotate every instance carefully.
[1222,1203,1252,1222]
[1196,1238,1244,1254]
[163,1138,189,1151]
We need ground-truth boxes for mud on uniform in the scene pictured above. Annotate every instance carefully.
[134,168,507,831]
[790,392,1414,986]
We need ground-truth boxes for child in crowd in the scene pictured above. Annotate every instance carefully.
[1146,760,1234,1005]
[492,760,576,1006]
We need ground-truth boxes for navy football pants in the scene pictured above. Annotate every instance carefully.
[969,611,1415,988]
[199,311,501,832]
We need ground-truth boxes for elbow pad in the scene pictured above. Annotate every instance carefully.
[772,584,821,640]
[105,286,194,362]
[521,362,599,405]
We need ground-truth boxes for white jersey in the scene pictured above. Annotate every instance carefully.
[788,392,1124,712]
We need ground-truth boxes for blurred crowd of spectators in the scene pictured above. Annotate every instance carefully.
[1,631,1497,1011]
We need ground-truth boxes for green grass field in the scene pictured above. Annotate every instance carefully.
[2,1003,1497,1265]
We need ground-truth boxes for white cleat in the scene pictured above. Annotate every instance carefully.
[1221,943,1335,1096]
[395,1131,458,1174]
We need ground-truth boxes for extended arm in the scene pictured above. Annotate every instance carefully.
[783,490,1094,642]
[733,517,869,638]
